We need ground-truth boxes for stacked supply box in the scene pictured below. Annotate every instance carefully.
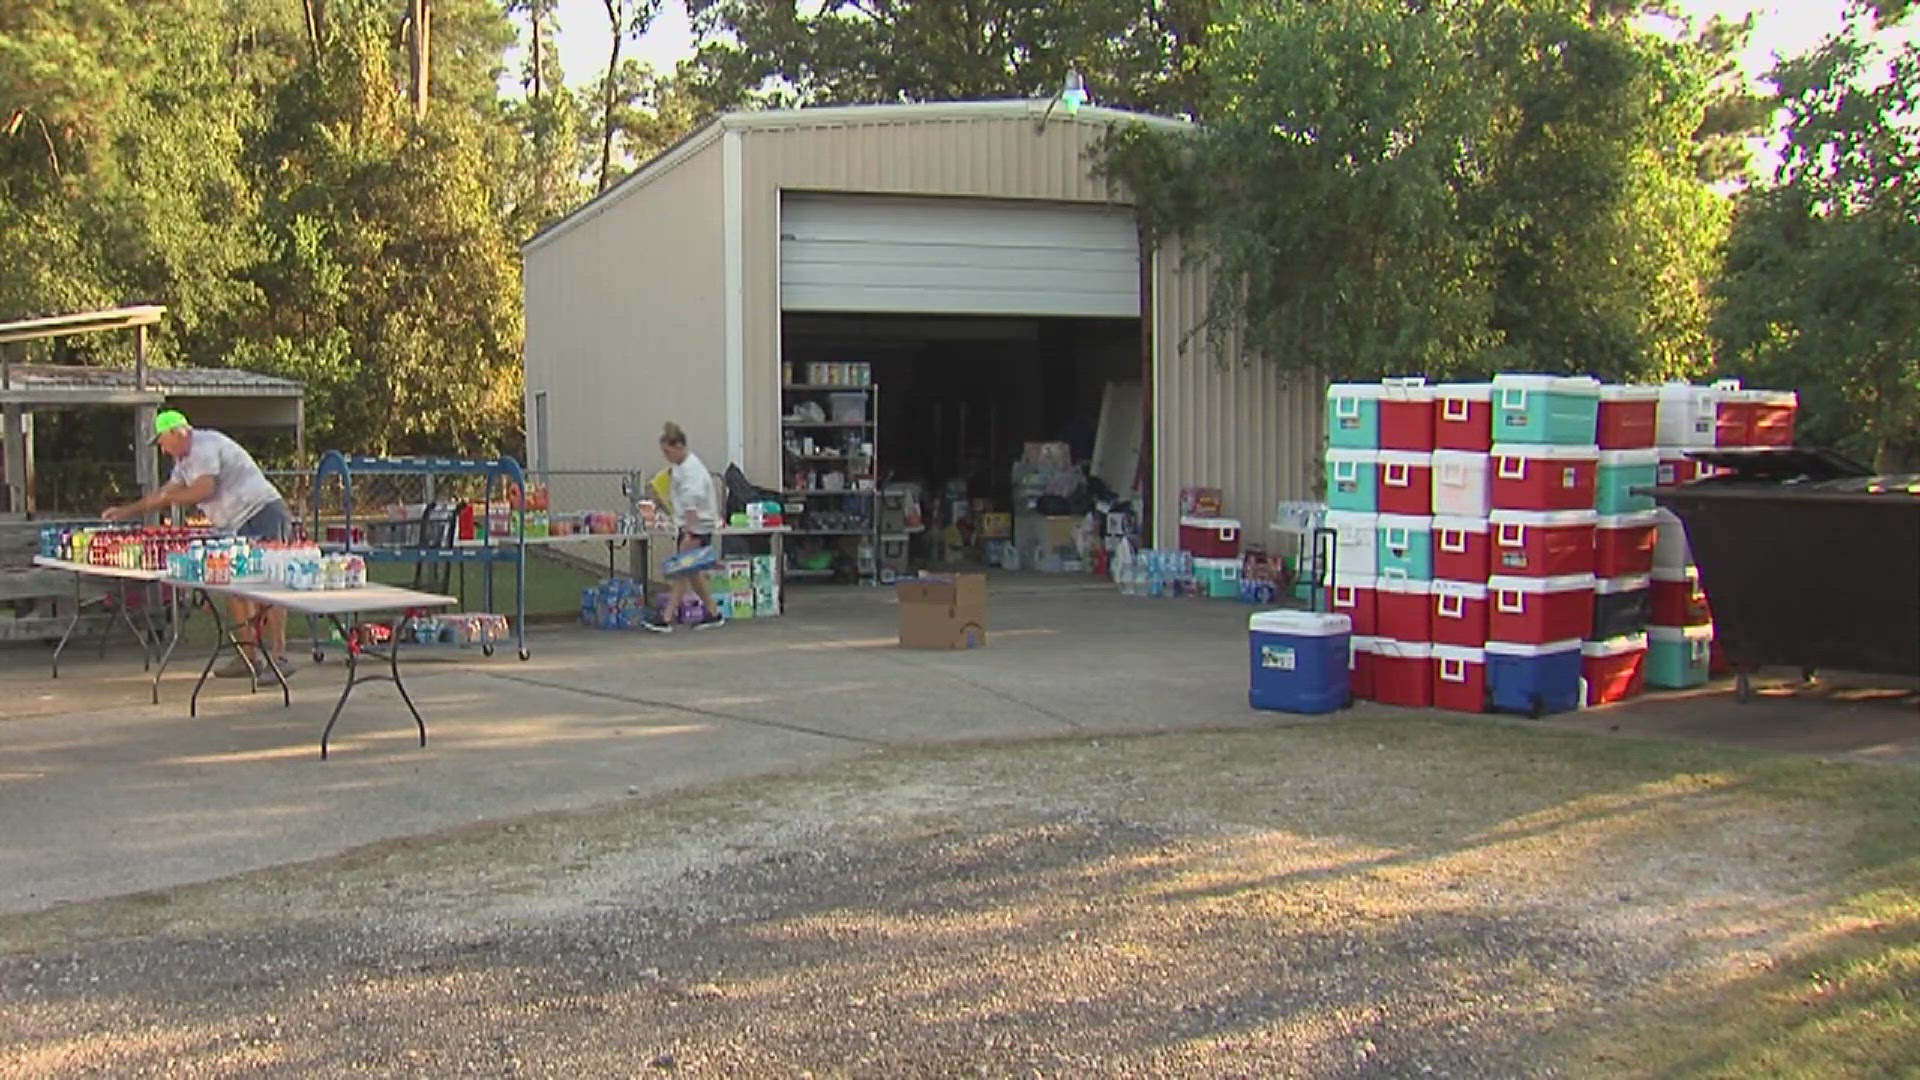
[1583,385,1658,705]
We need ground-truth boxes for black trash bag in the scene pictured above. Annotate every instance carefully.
[1035,494,1073,516]
[724,464,783,516]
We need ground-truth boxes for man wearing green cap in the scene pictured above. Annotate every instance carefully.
[104,410,295,679]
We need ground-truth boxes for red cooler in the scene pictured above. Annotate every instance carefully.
[1750,390,1798,447]
[1376,577,1434,642]
[1595,510,1659,577]
[1378,451,1434,515]
[1432,516,1492,582]
[1650,566,1711,627]
[1180,517,1242,558]
[1488,574,1597,645]
[1581,633,1648,705]
[1491,445,1599,511]
[1431,645,1488,713]
[1656,452,1702,487]
[1326,574,1379,636]
[1715,387,1754,447]
[1490,510,1597,577]
[1350,636,1380,700]
[1434,384,1494,451]
[1597,385,1659,450]
[1432,580,1489,648]
[1380,379,1436,451]
[1372,639,1434,708]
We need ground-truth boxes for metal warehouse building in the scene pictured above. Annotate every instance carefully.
[521,99,1321,552]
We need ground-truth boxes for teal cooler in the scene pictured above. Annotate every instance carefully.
[1647,624,1713,689]
[1196,557,1241,599]
[1376,514,1435,580]
[1491,374,1601,445]
[1485,639,1584,716]
[1596,449,1659,514]
[1327,384,1384,449]
[1250,611,1353,714]
[1326,449,1380,512]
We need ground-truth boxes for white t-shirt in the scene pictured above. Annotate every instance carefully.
[669,451,721,532]
[170,428,282,532]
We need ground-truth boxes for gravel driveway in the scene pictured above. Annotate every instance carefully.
[0,718,1876,1078]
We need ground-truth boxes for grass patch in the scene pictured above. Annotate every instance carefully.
[367,551,602,618]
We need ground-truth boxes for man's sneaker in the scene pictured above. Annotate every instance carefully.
[214,654,261,679]
[695,613,728,631]
[271,657,295,681]
[641,616,674,634]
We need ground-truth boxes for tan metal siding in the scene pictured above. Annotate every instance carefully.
[1152,239,1324,545]
[735,115,1131,479]
[523,139,729,474]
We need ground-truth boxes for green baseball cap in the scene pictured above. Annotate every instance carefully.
[150,409,190,443]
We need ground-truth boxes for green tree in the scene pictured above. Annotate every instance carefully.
[1712,3,1919,470]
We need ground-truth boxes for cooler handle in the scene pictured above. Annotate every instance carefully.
[1496,454,1526,480]
[1439,529,1468,554]
[1384,527,1410,551]
[1496,589,1525,614]
[1442,396,1471,422]
[1496,522,1526,547]
[1333,585,1356,607]
[1440,657,1467,683]
[1379,567,1410,582]
[1334,461,1360,483]
[1385,463,1410,487]
[1499,386,1529,411]
[1690,639,1711,662]
[1219,526,1239,545]
[1335,395,1362,419]
[1438,593,1466,619]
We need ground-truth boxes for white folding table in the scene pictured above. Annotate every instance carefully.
[31,556,172,694]
[170,579,457,759]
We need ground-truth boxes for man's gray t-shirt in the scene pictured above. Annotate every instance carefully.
[170,428,283,533]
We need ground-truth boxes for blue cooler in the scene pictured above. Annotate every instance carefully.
[1596,449,1659,514]
[1327,383,1384,449]
[1376,514,1435,580]
[1485,639,1584,716]
[1325,449,1380,512]
[1491,374,1601,445]
[1249,611,1353,714]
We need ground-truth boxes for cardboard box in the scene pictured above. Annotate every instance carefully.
[1014,514,1079,554]
[897,573,987,650]
[979,512,1012,539]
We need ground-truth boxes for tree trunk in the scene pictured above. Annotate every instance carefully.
[598,0,624,192]
[409,0,432,121]
[302,0,327,59]
[531,2,544,102]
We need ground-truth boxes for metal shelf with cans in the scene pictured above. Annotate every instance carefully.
[780,361,886,583]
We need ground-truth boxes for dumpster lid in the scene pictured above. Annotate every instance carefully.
[1682,447,1873,484]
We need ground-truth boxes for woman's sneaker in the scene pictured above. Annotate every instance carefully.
[695,613,727,630]
[641,615,674,634]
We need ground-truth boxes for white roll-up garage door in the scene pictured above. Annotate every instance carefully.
[779,194,1141,318]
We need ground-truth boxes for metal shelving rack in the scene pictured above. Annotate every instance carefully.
[780,382,879,583]
[309,451,531,660]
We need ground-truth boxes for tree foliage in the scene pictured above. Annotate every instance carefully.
[1712,3,1919,470]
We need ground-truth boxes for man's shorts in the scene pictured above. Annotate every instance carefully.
[234,500,293,542]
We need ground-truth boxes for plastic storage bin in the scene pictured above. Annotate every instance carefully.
[1324,510,1380,579]
[1349,635,1379,700]
[1376,514,1435,581]
[1749,390,1798,447]
[1486,639,1585,716]
[1434,384,1494,451]
[1488,574,1597,646]
[1327,384,1384,449]
[1380,379,1435,452]
[1432,644,1488,713]
[1490,509,1598,578]
[1378,451,1435,515]
[1491,374,1601,445]
[1595,510,1660,577]
[1646,624,1713,689]
[1592,574,1652,639]
[1596,449,1659,515]
[1650,566,1711,627]
[1326,574,1379,636]
[1432,515,1492,582]
[1657,382,1722,448]
[1326,449,1381,512]
[1597,385,1660,450]
[1432,580,1490,648]
[1372,639,1434,708]
[1196,557,1242,599]
[1432,450,1492,518]
[1249,611,1353,713]
[1582,633,1648,705]
[1376,576,1434,642]
[1656,452,1704,488]
[1491,444,1600,511]
[828,392,869,423]
[1180,517,1243,559]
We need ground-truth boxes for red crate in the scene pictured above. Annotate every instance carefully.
[1431,580,1489,648]
[1431,645,1487,713]
[1372,639,1434,708]
[1581,634,1648,705]
[1350,636,1379,700]
[1750,390,1798,447]
[1597,386,1660,450]
[1650,567,1711,627]
[1380,379,1436,452]
[1434,384,1494,452]
[1432,516,1492,582]
[1595,511,1659,577]
[1378,451,1434,515]
[1491,445,1599,512]
[1326,575,1379,637]
[1179,517,1242,559]
[1488,574,1596,645]
[1376,577,1434,642]
[1490,510,1597,578]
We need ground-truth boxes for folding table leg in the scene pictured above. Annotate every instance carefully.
[189,598,229,718]
[50,572,83,679]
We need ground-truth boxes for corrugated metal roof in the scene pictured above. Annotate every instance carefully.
[2,364,303,395]
[0,306,165,345]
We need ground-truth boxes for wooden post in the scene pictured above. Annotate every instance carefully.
[135,323,148,391]
[2,405,26,515]
[133,403,159,520]
[295,396,306,460]
[1136,223,1156,547]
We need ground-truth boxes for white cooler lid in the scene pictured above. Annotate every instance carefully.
[1599,385,1661,402]
[1648,623,1715,643]
[1489,573,1598,593]
[1492,443,1602,460]
[1598,449,1660,466]
[1378,450,1435,465]
[1582,633,1649,657]
[1597,510,1661,529]
[1594,574,1652,594]
[1181,516,1243,529]
[1650,564,1700,583]
[1485,638,1584,657]
[1371,638,1432,659]
[1435,382,1494,402]
[1324,510,1381,530]
[1328,383,1386,400]
[1330,572,1378,587]
[1194,557,1241,570]
[1325,448,1381,464]
[1250,611,1350,636]
[1377,575,1434,594]
[1382,378,1432,402]
[1753,389,1799,406]
[1489,509,1600,526]
[1431,644,1487,662]
[1432,579,1488,599]
[1376,513,1435,530]
[1431,515,1492,534]
[1492,374,1602,395]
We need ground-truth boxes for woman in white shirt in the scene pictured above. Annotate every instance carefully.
[644,422,726,631]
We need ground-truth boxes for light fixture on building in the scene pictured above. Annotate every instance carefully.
[1036,66,1092,131]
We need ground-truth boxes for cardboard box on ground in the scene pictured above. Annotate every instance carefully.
[897,572,987,650]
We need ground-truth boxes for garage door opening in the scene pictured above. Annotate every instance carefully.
[780,312,1144,579]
